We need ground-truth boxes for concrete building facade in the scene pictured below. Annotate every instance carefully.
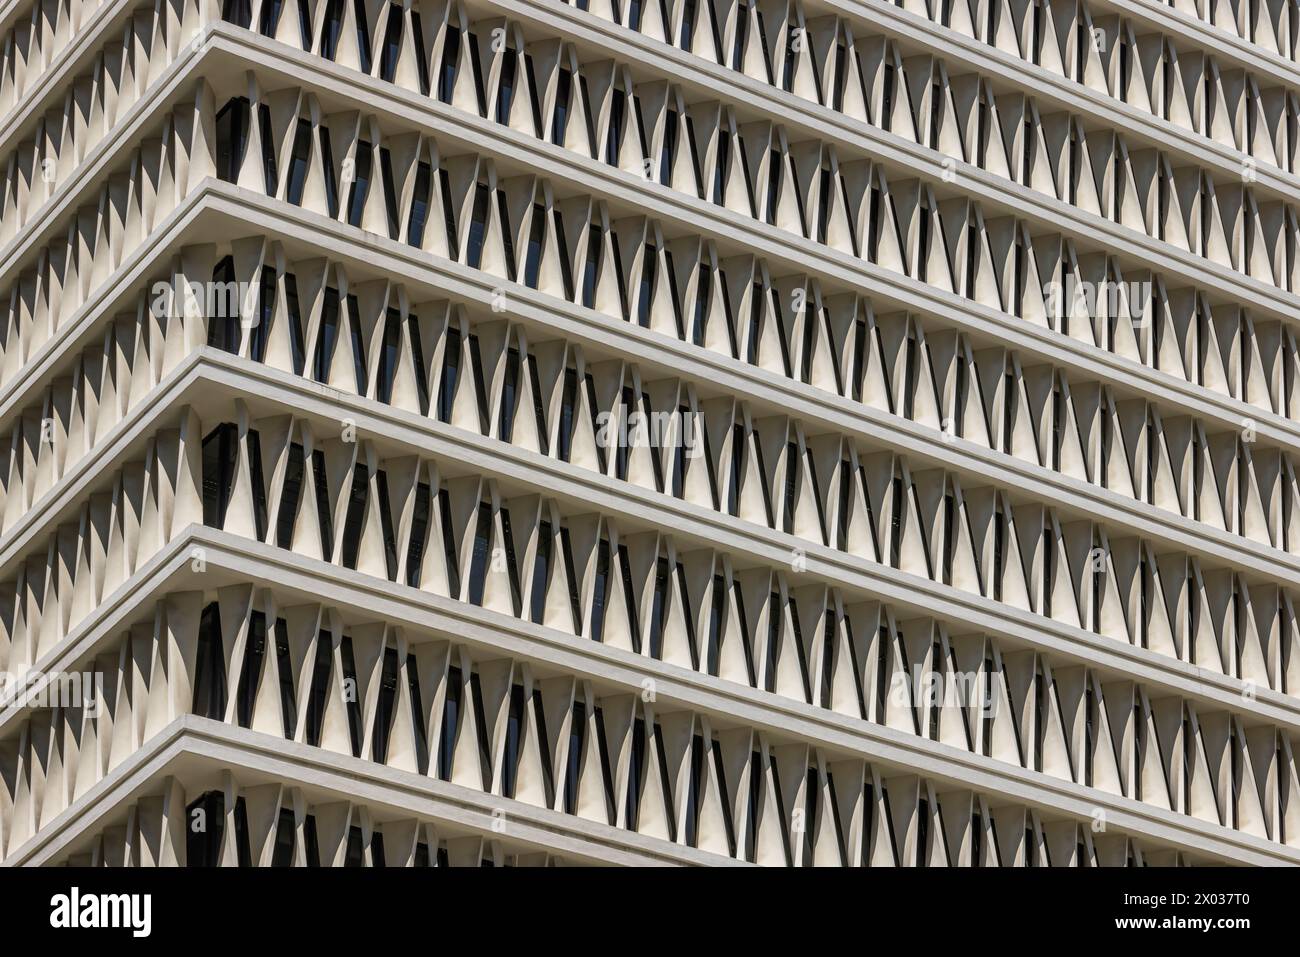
[1,0,1300,866]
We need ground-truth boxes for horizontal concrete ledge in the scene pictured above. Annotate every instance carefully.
[160,190,1300,585]
[0,0,183,154]
[486,0,1300,297]
[10,34,1300,470]
[6,191,1300,612]
[205,24,1300,343]
[12,167,1300,613]
[8,18,1300,370]
[1095,0,1300,93]
[3,715,733,866]
[7,347,1300,741]
[2,527,1294,866]
[11,162,1300,609]
[831,0,1300,198]
[0,28,209,280]
[7,191,1300,729]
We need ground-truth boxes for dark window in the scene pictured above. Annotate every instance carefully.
[340,463,370,570]
[438,27,461,103]
[201,424,238,528]
[407,161,432,247]
[193,603,227,720]
[712,132,730,206]
[467,502,493,605]
[564,701,586,814]
[764,591,782,693]
[712,740,736,855]
[528,354,549,455]
[624,718,647,829]
[376,470,399,580]
[407,314,430,413]
[551,69,572,145]
[320,0,344,60]
[817,166,832,244]
[782,442,799,535]
[258,103,279,196]
[523,204,546,289]
[207,256,241,354]
[684,734,706,846]
[439,666,463,779]
[305,631,333,746]
[295,0,313,47]
[692,263,711,346]
[411,12,430,93]
[405,482,432,587]
[496,47,518,124]
[469,671,492,789]
[407,653,429,774]
[745,750,762,861]
[285,119,312,206]
[593,706,616,823]
[679,0,697,47]
[346,141,373,227]
[530,521,554,624]
[590,538,611,643]
[271,807,296,867]
[303,815,321,866]
[581,226,602,308]
[637,246,657,327]
[186,791,225,867]
[247,427,269,540]
[466,183,491,268]
[372,646,401,762]
[313,287,341,382]
[579,76,597,158]
[673,404,690,498]
[344,826,365,867]
[497,192,517,281]
[223,0,251,26]
[605,89,626,165]
[648,556,670,659]
[379,4,403,82]
[560,527,583,632]
[352,0,373,73]
[468,334,490,433]
[439,488,461,597]
[376,308,401,404]
[311,449,334,562]
[499,347,521,441]
[728,423,745,516]
[284,272,306,373]
[533,690,555,804]
[347,294,368,394]
[706,574,726,674]
[467,31,487,115]
[765,149,782,224]
[553,209,574,298]
[340,636,364,756]
[379,147,400,239]
[236,611,268,728]
[501,683,526,797]
[558,367,578,461]
[274,617,296,737]
[438,326,462,422]
[500,506,522,615]
[319,126,339,217]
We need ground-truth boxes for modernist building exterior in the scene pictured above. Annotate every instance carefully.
[0,0,1298,867]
